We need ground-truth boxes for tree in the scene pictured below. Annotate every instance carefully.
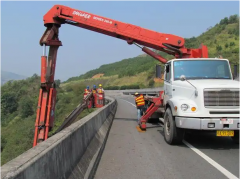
[230,42,235,47]
[19,97,34,118]
[220,17,229,25]
[127,70,135,76]
[32,73,39,78]
[65,85,73,92]
[72,84,85,96]
[233,28,239,36]
[216,45,222,52]
[1,92,18,115]
[28,73,40,83]
[55,79,61,88]
[228,15,238,24]
[221,24,226,31]
[118,74,124,78]
[148,79,155,87]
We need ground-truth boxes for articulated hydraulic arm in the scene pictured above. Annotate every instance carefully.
[33,4,209,146]
[42,5,208,62]
[33,25,62,147]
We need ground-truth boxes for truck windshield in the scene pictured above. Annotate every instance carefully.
[173,60,231,80]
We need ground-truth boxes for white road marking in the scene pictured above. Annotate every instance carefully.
[183,140,238,179]
[120,98,237,179]
[119,99,136,107]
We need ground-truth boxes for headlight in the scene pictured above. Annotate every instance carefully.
[181,104,188,111]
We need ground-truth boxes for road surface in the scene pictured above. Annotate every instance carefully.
[94,95,239,179]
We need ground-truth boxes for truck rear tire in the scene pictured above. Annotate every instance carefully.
[231,130,239,144]
[163,108,184,145]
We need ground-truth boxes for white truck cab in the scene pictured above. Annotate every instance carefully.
[162,58,240,144]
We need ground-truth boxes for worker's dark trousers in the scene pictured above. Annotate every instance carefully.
[137,106,145,124]
[92,97,95,108]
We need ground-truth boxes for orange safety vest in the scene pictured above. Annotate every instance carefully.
[97,88,104,93]
[135,94,145,107]
[92,89,96,93]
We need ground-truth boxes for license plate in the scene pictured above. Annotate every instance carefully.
[220,118,233,124]
[216,130,234,136]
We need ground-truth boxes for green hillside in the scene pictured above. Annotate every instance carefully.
[185,14,239,67]
[67,55,160,82]
[66,14,239,85]
[1,75,95,165]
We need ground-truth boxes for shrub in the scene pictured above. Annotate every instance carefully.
[1,136,7,152]
[105,86,120,90]
[228,15,238,24]
[65,85,73,92]
[1,92,18,115]
[148,79,155,87]
[220,17,229,25]
[216,45,222,52]
[72,84,85,96]
[19,97,34,118]
[55,80,61,88]
[230,42,235,47]
[232,48,239,54]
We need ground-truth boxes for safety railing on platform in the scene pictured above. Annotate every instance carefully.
[54,92,93,133]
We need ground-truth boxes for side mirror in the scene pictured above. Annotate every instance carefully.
[166,65,169,73]
[233,64,238,80]
[156,65,161,78]
[180,75,186,81]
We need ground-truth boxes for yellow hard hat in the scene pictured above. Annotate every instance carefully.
[135,92,139,96]
[99,84,102,87]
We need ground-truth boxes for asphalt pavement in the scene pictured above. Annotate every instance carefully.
[94,95,239,179]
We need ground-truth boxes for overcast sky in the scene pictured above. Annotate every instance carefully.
[1,1,239,81]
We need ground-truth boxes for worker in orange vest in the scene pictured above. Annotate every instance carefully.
[97,84,104,93]
[134,92,145,125]
[92,85,97,93]
[85,86,90,93]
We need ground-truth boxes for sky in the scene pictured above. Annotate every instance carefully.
[1,1,239,81]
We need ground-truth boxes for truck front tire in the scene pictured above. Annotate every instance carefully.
[164,108,184,145]
[231,130,239,144]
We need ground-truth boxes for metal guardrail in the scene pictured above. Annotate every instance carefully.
[122,88,163,96]
[123,91,160,96]
[105,87,163,96]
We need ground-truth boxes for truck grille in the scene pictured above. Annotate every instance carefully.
[204,89,239,107]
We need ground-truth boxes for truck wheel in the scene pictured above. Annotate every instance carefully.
[163,108,184,145]
[231,130,239,144]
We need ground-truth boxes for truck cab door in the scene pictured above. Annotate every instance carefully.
[164,62,172,105]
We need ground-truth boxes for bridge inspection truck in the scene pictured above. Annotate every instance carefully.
[33,4,240,146]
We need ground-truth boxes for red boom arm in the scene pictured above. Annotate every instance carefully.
[33,4,208,146]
